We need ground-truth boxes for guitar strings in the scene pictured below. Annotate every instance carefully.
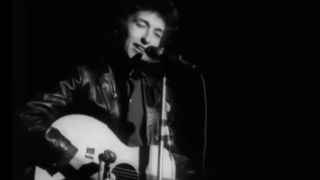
[112,168,138,178]
[111,172,137,180]
[112,167,138,175]
[111,167,180,180]
[112,170,179,180]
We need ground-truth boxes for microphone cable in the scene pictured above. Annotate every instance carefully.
[199,72,208,174]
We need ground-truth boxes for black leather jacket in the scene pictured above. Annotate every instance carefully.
[20,56,196,179]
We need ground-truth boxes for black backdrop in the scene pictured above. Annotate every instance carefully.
[12,0,317,180]
[13,0,218,179]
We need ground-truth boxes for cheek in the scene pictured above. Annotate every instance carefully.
[150,37,161,47]
[124,26,136,48]
[128,26,144,40]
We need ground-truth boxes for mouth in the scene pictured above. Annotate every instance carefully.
[133,43,146,53]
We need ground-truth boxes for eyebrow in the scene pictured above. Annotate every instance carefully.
[135,17,164,34]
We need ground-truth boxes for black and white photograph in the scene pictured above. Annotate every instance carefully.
[12,0,317,180]
[13,0,217,179]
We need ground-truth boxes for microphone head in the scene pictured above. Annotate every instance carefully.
[145,46,164,59]
[146,46,198,70]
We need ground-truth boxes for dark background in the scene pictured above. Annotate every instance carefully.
[12,0,317,179]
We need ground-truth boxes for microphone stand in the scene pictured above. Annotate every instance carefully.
[157,72,167,180]
[155,58,207,179]
[155,56,196,180]
[144,50,205,179]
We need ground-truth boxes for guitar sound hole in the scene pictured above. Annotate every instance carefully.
[112,163,138,180]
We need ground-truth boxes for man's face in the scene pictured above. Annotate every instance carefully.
[124,10,165,61]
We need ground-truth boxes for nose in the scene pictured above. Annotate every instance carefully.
[141,31,151,45]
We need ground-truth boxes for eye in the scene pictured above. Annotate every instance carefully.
[154,29,163,39]
[154,32,162,39]
[135,20,147,28]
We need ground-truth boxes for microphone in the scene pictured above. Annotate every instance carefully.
[145,46,197,69]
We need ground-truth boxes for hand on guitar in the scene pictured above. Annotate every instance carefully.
[69,152,85,170]
[64,150,117,180]
[62,163,99,180]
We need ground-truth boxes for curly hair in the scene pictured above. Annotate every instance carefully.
[118,0,179,32]
[105,0,180,49]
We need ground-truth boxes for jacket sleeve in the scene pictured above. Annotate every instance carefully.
[20,66,86,175]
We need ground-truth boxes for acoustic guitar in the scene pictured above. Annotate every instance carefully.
[34,114,176,180]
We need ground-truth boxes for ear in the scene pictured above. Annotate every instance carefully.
[114,18,128,40]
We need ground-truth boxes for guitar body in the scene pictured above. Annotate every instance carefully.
[34,114,176,180]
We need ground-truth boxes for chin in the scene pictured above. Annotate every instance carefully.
[128,49,141,59]
[141,54,159,63]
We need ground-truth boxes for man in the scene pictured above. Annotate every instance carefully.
[19,0,202,179]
